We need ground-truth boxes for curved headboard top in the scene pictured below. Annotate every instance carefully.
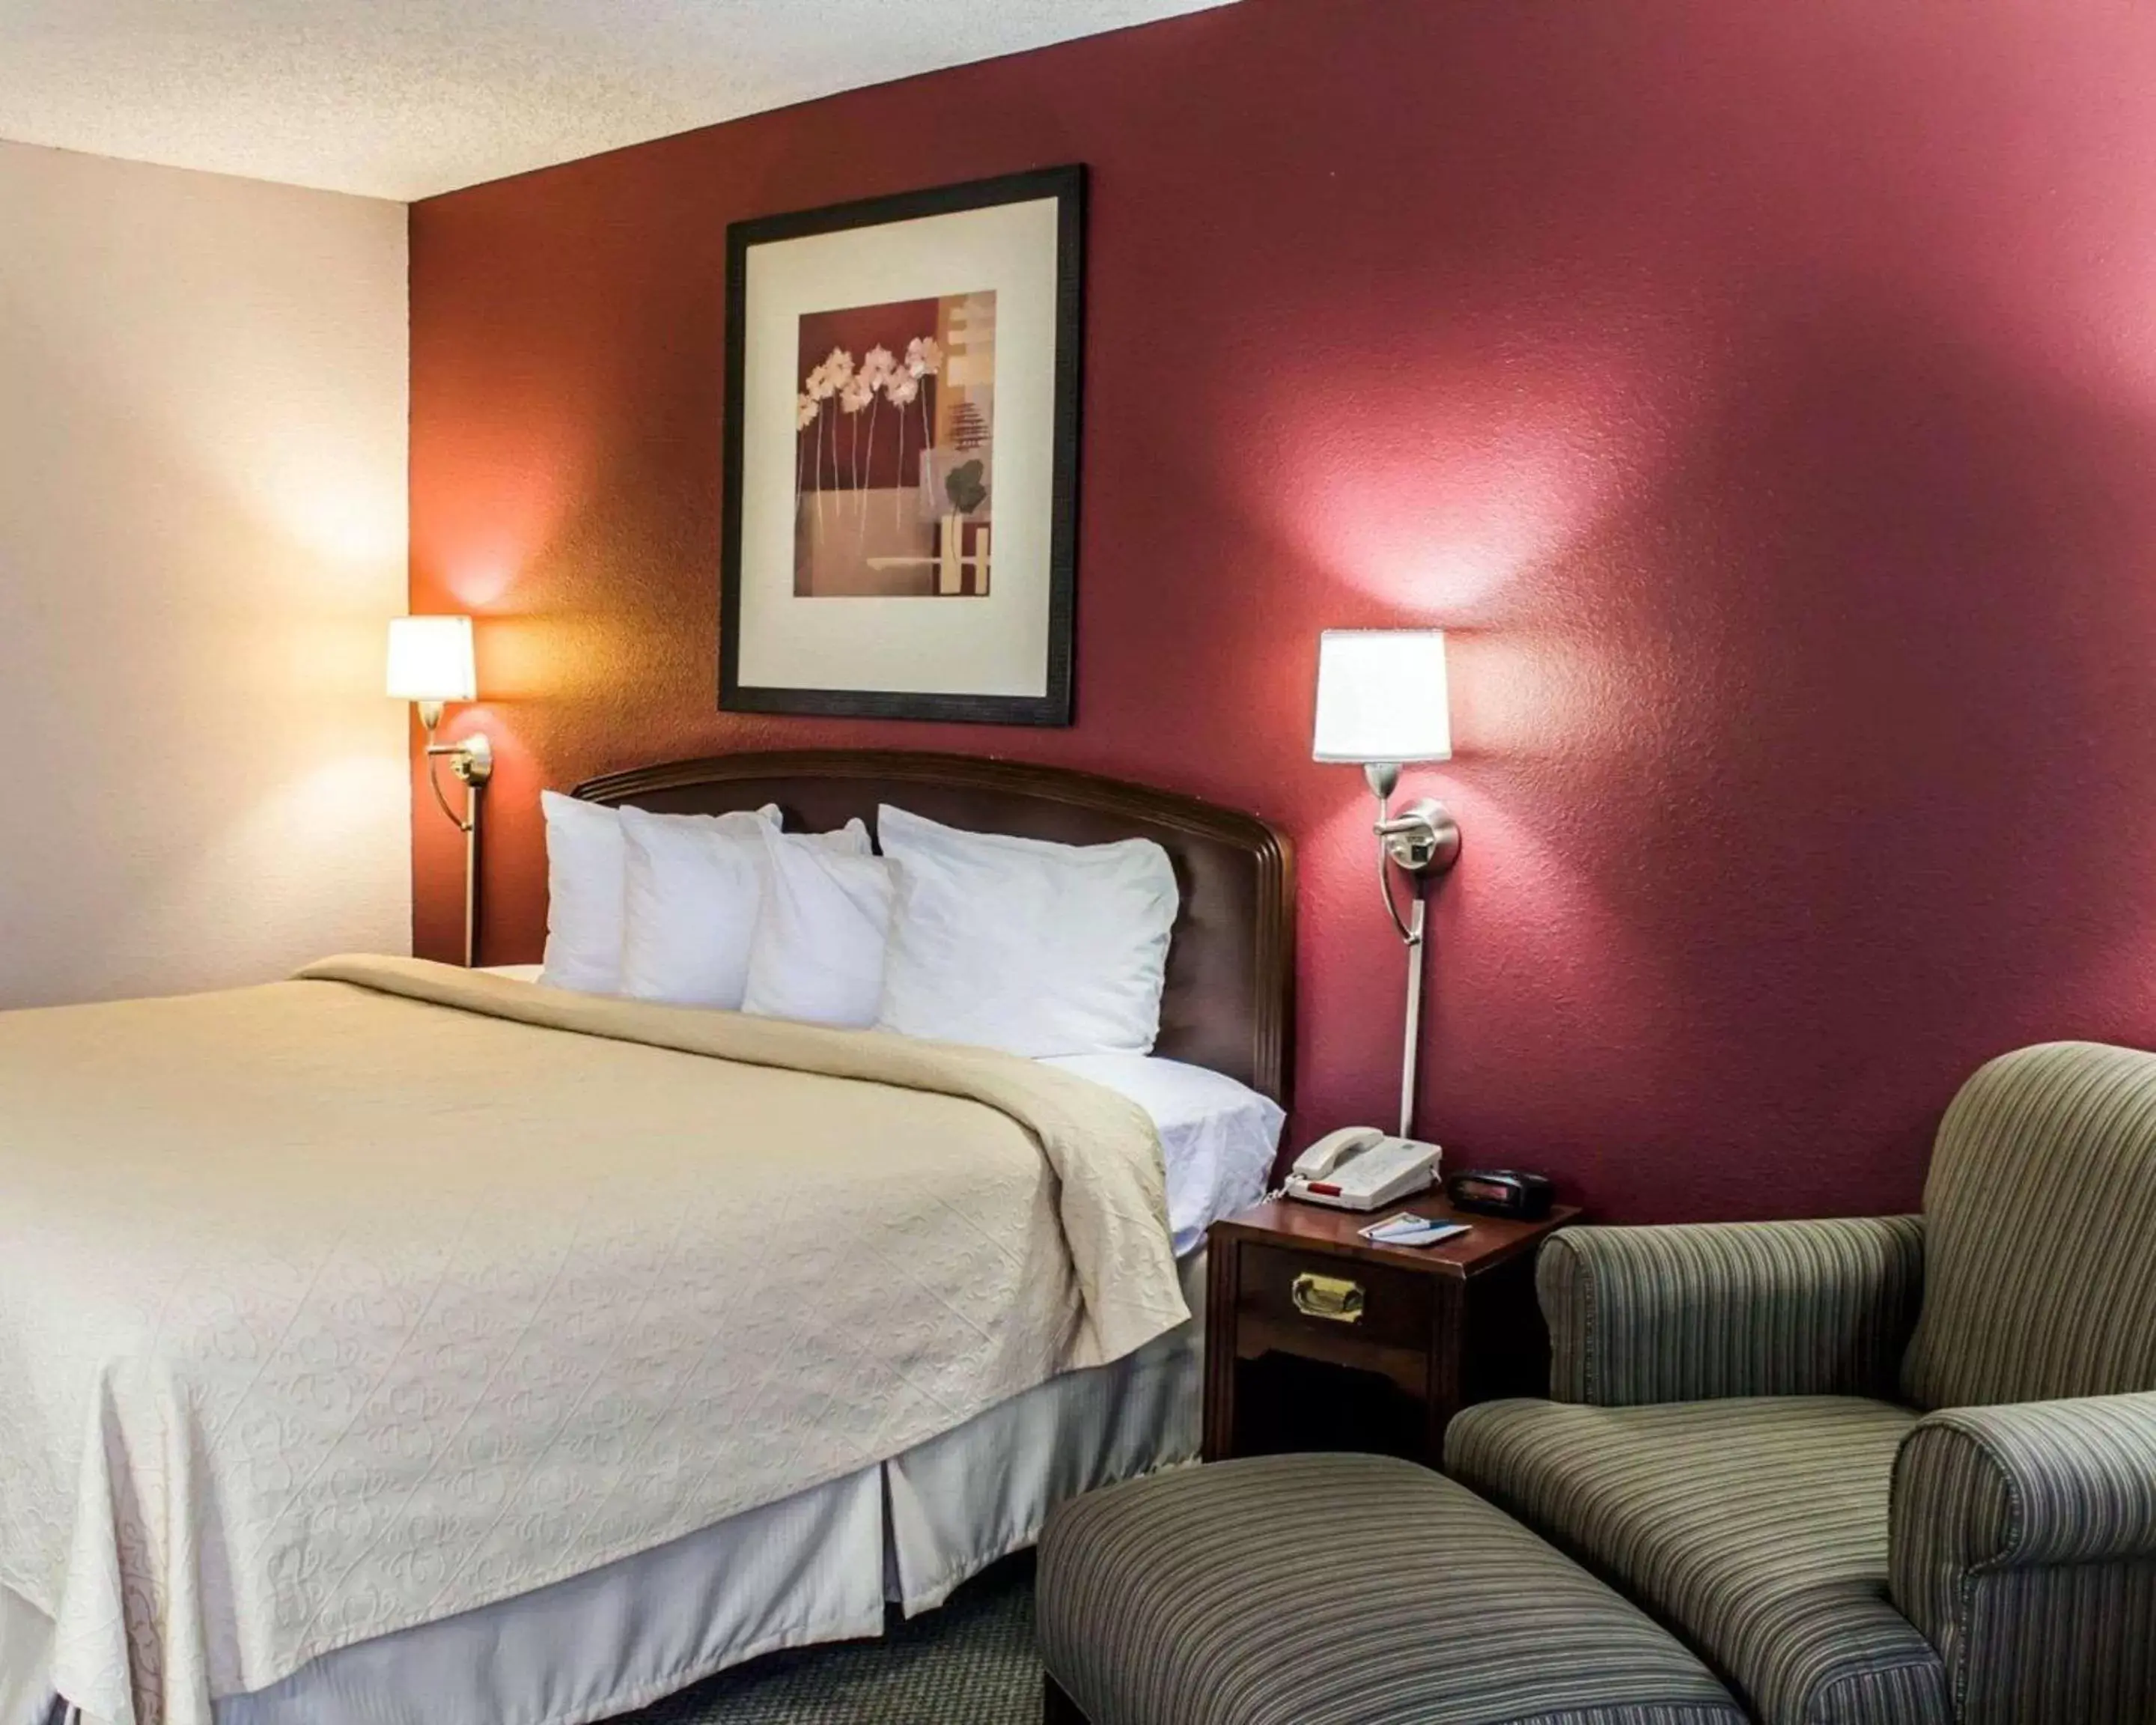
[573,749,1296,1103]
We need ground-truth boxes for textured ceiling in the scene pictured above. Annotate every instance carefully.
[0,0,1237,201]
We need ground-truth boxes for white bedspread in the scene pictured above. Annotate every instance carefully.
[0,958,1185,1725]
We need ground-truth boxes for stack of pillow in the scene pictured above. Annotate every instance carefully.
[538,792,1181,1059]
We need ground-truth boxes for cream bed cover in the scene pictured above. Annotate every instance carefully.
[0,958,1187,1725]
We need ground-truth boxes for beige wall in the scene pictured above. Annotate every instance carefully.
[0,142,409,1007]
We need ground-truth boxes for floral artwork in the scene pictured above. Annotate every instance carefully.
[792,292,996,597]
[720,165,1082,725]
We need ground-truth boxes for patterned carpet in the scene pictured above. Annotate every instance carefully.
[627,1556,1041,1725]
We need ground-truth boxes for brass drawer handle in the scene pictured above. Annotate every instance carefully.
[1291,1271,1365,1324]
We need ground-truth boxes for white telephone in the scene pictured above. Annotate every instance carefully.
[1285,1127,1441,1211]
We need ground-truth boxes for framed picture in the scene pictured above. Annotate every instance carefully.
[720,165,1085,726]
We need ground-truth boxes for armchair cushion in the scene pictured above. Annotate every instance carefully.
[1901,1040,2156,1411]
[1447,1395,1949,1725]
[1538,1217,1925,1407]
[1890,1393,2156,1724]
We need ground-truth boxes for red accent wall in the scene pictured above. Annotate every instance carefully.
[410,0,2156,1223]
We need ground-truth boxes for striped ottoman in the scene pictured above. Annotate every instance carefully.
[1037,1453,1748,1725]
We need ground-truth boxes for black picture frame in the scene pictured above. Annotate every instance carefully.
[719,165,1086,726]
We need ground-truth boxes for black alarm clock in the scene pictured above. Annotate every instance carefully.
[1446,1169,1555,1220]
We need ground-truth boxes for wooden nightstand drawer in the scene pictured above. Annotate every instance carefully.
[1205,1194,1580,1469]
[1236,1241,1436,1351]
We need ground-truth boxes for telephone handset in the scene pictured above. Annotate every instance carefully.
[1285,1127,1440,1211]
[1293,1126,1387,1180]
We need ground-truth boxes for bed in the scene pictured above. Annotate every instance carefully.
[0,750,1294,1725]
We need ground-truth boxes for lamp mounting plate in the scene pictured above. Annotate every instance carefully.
[1377,798,1460,873]
[1362,761,1459,874]
[427,730,493,785]
[450,731,494,785]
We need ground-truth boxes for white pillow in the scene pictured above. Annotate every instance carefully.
[874,804,1179,1056]
[615,806,776,1008]
[741,824,895,1029]
[542,794,794,996]
[539,791,634,992]
[617,809,870,1008]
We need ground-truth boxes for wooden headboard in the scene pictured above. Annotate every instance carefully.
[573,750,1296,1103]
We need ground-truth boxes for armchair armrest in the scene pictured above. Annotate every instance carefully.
[1538,1215,1925,1406]
[1892,1392,2156,1585]
[1890,1393,2156,1721]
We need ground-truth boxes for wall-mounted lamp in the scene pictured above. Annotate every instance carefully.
[1313,628,1460,1139]
[387,615,492,967]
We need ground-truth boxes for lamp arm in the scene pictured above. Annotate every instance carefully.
[1365,768,1452,1142]
[1375,812,1421,946]
[416,709,480,836]
[1373,806,1431,1140]
[415,715,490,967]
[421,745,472,835]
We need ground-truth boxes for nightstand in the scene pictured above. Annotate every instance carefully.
[1203,1192,1580,1469]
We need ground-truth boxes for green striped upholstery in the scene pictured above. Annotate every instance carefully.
[1446,1397,1949,1725]
[1539,1218,1925,1407]
[1901,1040,2156,1411]
[1889,1393,2156,1724]
[1037,1452,1748,1725]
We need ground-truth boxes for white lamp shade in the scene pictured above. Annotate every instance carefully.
[1312,629,1451,763]
[386,615,477,703]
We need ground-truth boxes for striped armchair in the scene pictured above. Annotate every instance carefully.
[1446,1041,2156,1725]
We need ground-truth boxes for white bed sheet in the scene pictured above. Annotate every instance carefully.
[1,1257,1207,1725]
[1041,1053,1283,1253]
